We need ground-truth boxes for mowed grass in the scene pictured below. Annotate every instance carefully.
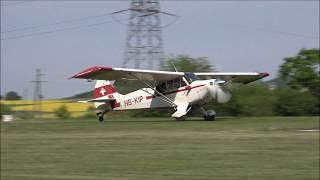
[1,117,319,180]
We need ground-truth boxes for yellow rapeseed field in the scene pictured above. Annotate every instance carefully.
[1,100,94,118]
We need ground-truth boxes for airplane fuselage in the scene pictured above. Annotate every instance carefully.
[95,80,231,112]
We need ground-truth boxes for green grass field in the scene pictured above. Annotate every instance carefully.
[1,117,319,180]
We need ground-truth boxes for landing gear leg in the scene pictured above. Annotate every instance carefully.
[96,111,106,122]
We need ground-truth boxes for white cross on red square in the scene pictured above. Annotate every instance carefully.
[100,88,106,95]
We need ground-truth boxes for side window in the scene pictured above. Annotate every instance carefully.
[156,77,186,93]
[156,82,167,93]
[167,78,183,90]
[172,79,180,89]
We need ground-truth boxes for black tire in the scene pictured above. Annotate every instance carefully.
[204,115,215,121]
[175,116,186,121]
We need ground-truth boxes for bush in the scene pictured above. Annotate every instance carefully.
[0,103,12,118]
[130,108,172,117]
[80,106,97,119]
[210,84,276,116]
[274,89,319,116]
[54,105,71,119]
[235,84,277,116]
[210,97,242,116]
[14,111,34,120]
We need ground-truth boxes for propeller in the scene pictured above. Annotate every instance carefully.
[183,73,232,104]
[207,80,232,104]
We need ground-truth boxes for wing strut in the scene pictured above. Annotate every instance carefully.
[140,88,177,108]
[129,73,177,108]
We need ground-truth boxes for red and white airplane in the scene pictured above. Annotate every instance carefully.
[71,66,268,121]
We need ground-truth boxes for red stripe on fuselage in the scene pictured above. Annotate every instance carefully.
[146,84,206,99]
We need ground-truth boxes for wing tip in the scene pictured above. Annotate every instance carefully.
[261,72,269,78]
[70,66,113,79]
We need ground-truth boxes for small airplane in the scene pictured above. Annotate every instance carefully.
[71,66,269,121]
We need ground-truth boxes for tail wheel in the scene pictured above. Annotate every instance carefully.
[98,115,104,122]
[97,112,104,122]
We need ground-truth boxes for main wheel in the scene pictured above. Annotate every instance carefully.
[204,115,215,121]
[175,116,186,121]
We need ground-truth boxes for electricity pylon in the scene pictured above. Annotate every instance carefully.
[112,0,177,69]
[31,68,47,118]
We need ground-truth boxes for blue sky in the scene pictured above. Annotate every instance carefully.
[1,1,319,99]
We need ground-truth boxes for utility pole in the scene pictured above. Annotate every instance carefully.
[31,68,47,118]
[112,0,177,69]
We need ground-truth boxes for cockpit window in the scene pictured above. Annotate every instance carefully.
[184,72,199,83]
[155,77,186,93]
[210,82,214,86]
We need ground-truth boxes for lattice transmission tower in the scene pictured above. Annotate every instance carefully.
[112,0,176,69]
[31,68,47,118]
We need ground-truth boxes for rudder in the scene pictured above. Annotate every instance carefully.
[93,80,121,99]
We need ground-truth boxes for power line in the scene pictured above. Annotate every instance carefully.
[210,19,319,39]
[1,12,111,34]
[0,0,317,5]
[0,0,34,7]
[1,19,122,40]
[2,17,317,41]
[0,2,317,41]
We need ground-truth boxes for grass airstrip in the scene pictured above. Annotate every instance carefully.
[1,116,319,180]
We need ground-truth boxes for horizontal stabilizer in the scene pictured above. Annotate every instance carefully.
[77,97,115,103]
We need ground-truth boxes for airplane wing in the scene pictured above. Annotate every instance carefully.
[71,66,184,83]
[194,72,269,84]
[71,66,268,88]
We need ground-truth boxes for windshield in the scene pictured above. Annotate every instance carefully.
[184,72,199,83]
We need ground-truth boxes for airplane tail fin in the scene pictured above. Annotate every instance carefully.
[93,80,122,99]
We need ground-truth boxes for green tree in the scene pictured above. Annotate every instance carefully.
[279,48,320,95]
[5,91,22,100]
[161,55,214,72]
[54,105,71,119]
